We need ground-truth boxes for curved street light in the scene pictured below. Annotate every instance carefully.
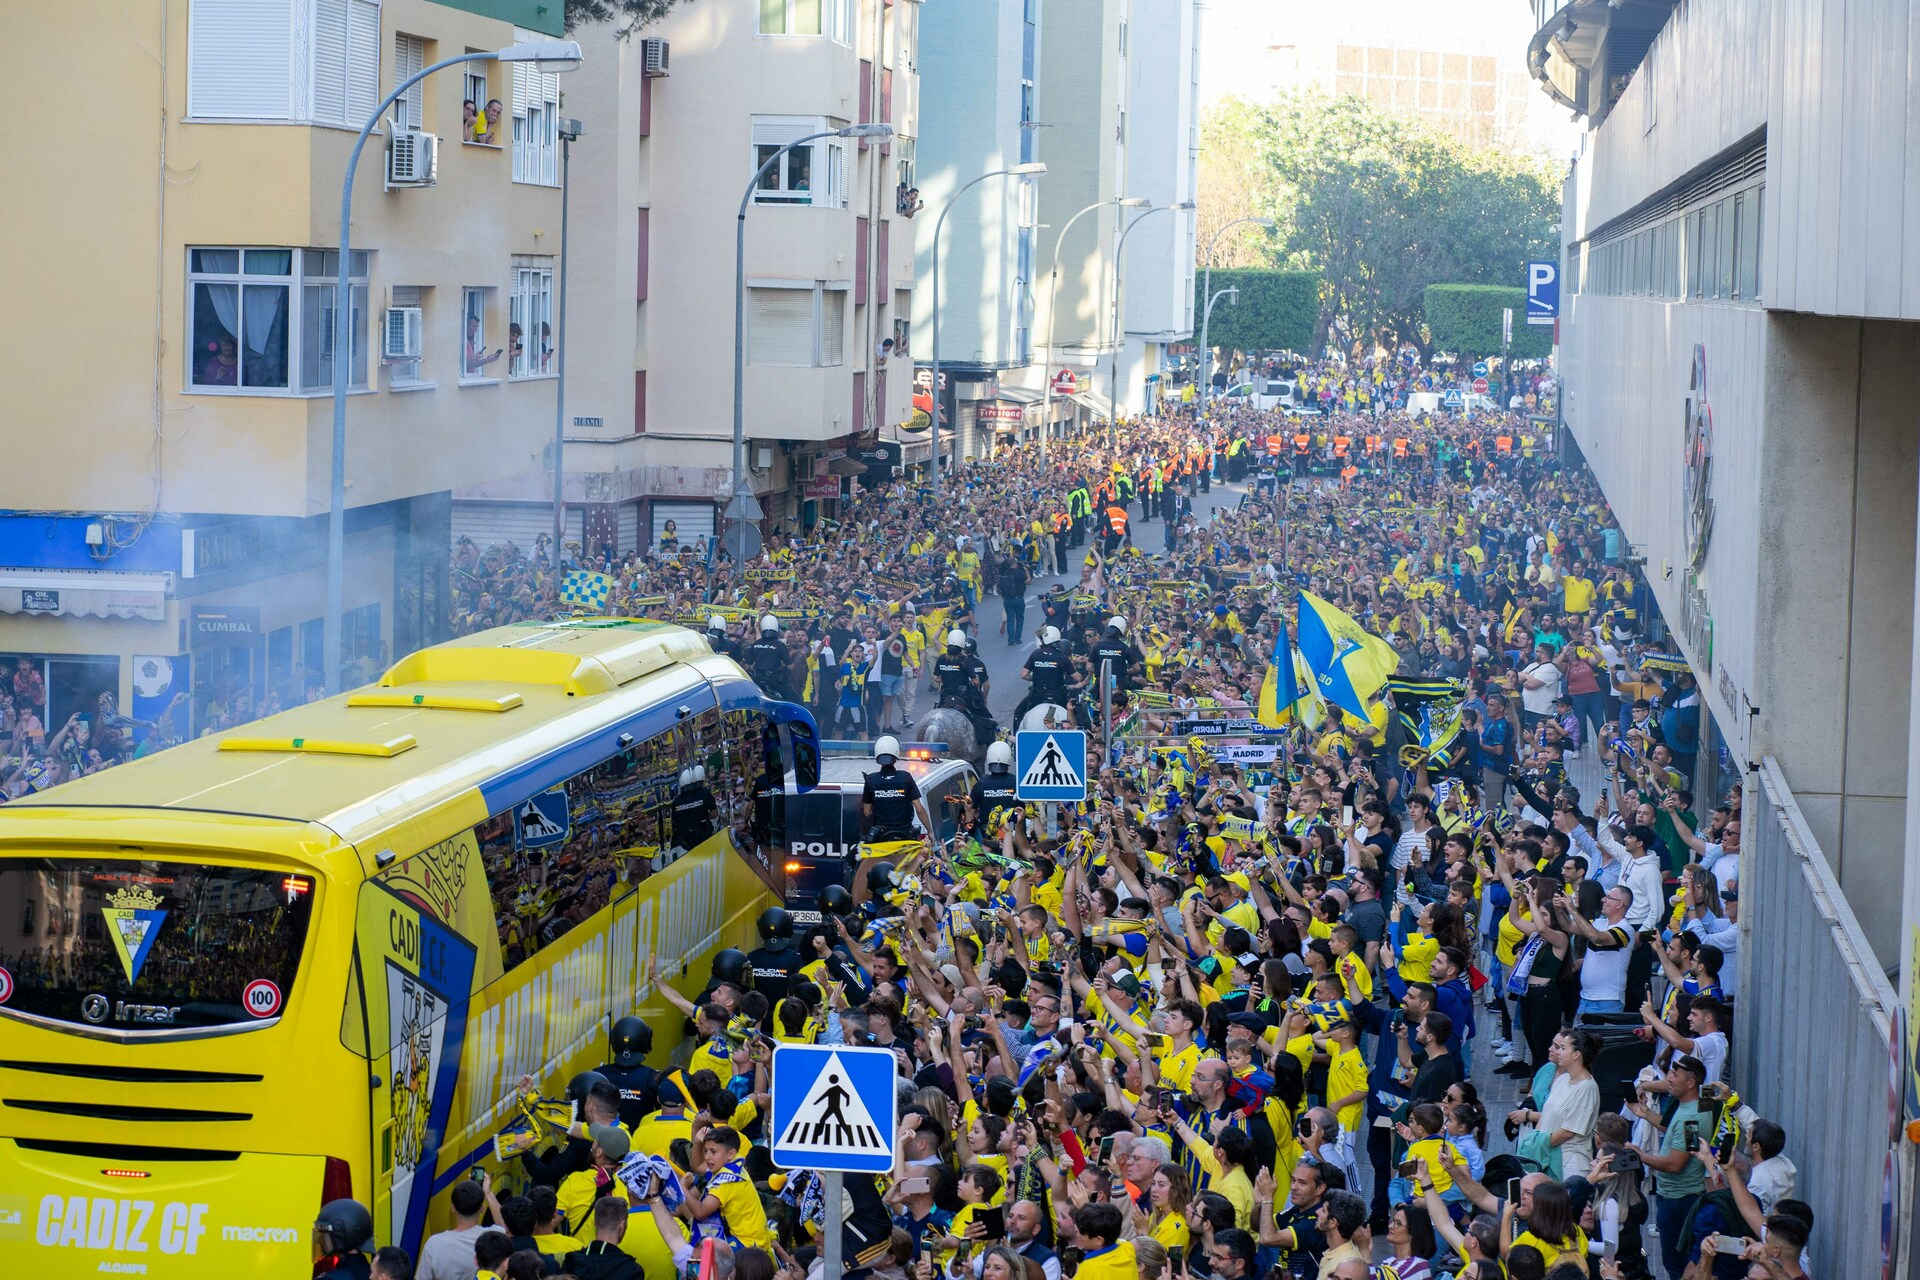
[1037,197,1148,462]
[1197,215,1276,418]
[1107,200,1194,442]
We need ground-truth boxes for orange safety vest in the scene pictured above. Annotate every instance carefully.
[1365,435,1383,454]
[1332,435,1351,457]
[1105,506,1128,535]
[1496,435,1514,454]
[1052,512,1070,532]
[1393,438,1410,458]
[1292,434,1310,455]
[1267,435,1283,456]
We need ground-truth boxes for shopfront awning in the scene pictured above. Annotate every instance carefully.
[1071,390,1117,419]
[0,569,172,621]
[825,455,868,477]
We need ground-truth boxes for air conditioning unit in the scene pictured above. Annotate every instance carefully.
[387,130,438,187]
[753,446,774,470]
[642,38,670,77]
[383,307,424,361]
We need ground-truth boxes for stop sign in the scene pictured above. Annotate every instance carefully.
[1472,377,1489,394]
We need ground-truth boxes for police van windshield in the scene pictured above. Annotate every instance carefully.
[0,858,314,1033]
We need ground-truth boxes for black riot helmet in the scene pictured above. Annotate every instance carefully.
[610,1016,653,1069]
[711,948,751,987]
[865,861,897,897]
[314,1198,374,1255]
[566,1070,609,1108]
[818,883,855,917]
[757,906,795,941]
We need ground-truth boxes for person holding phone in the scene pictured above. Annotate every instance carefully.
[1624,1054,1709,1280]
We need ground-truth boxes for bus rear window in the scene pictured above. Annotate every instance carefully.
[0,859,314,1033]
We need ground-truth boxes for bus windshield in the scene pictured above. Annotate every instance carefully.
[0,858,315,1034]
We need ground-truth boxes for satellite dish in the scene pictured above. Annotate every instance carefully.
[723,521,763,563]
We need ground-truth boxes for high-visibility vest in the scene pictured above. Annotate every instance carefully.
[1333,436,1351,457]
[1393,438,1410,458]
[1105,506,1128,535]
[1365,435,1383,454]
[1052,513,1070,532]
[1496,436,1514,454]
[1266,436,1282,456]
[1292,434,1310,454]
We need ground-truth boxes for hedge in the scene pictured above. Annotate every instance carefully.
[1193,269,1319,354]
[1423,284,1552,359]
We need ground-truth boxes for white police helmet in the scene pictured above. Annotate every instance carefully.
[760,614,780,633]
[707,615,727,633]
[948,629,967,646]
[1107,616,1128,635]
[874,734,902,763]
[986,741,1013,769]
[1040,626,1062,645]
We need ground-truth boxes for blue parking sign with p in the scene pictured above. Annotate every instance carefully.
[1527,260,1559,325]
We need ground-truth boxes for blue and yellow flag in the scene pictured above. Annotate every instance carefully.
[1295,590,1399,721]
[1257,619,1323,729]
[560,568,614,611]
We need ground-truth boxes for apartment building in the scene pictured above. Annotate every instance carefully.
[910,0,1043,462]
[0,0,567,739]
[457,0,920,552]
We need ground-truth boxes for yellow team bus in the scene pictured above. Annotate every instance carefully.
[0,619,819,1278]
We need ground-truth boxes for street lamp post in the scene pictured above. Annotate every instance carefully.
[1038,197,1148,462]
[552,118,583,551]
[1201,287,1239,359]
[729,123,894,534]
[1106,200,1193,443]
[928,161,1047,495]
[1198,215,1276,419]
[327,40,582,694]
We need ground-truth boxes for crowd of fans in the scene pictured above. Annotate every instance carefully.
[297,346,1810,1280]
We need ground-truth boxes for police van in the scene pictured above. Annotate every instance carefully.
[782,740,977,923]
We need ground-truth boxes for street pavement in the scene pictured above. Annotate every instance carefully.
[965,476,1254,724]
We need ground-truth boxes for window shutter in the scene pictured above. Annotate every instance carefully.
[751,289,816,365]
[823,140,845,208]
[347,0,382,126]
[393,33,424,129]
[313,0,349,125]
[821,290,846,366]
[188,0,293,119]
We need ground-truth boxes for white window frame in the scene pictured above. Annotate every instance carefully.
[386,285,430,388]
[185,246,369,396]
[392,33,426,132]
[463,68,495,144]
[749,281,848,367]
[751,116,847,209]
[758,0,849,38]
[186,0,382,126]
[511,27,561,185]
[461,287,501,384]
[508,260,556,379]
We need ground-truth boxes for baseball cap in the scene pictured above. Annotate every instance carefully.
[1234,952,1262,970]
[590,1122,631,1161]
[1111,972,1142,998]
[1671,1054,1708,1082]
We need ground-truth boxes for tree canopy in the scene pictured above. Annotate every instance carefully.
[563,0,688,36]
[1424,285,1552,359]
[1198,92,1560,351]
[1193,270,1319,354]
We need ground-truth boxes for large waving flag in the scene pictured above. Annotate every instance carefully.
[1295,590,1400,720]
[1256,619,1325,730]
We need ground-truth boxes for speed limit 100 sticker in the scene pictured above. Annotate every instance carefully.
[0,966,12,1004]
[242,978,283,1018]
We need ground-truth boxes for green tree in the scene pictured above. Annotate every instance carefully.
[564,0,690,36]
[1193,270,1319,353]
[1199,92,1559,352]
[1423,285,1552,359]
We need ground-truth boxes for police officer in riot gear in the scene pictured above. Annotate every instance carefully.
[1012,625,1073,724]
[746,615,793,700]
[597,1016,659,1130]
[1091,616,1145,695]
[932,629,988,711]
[671,765,718,851]
[706,614,742,663]
[862,735,934,842]
[969,741,1022,837]
[747,906,805,1001]
[313,1199,375,1280]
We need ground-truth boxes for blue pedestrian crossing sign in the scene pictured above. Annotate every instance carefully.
[770,1044,898,1173]
[515,786,571,849]
[1015,729,1088,801]
[1442,388,1464,408]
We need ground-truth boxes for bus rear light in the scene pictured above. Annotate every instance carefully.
[322,1155,352,1205]
[101,1168,151,1179]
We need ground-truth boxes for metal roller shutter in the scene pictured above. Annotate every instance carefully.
[650,501,716,553]
[452,502,582,554]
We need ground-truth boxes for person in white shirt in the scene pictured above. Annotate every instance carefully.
[1641,991,1730,1085]
[1744,1120,1797,1214]
[1519,644,1564,731]
[1560,883,1635,1017]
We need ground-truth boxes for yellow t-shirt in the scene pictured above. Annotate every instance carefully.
[1512,1227,1590,1271]
[1075,1242,1139,1280]
[1151,1212,1191,1252]
[1397,932,1439,984]
[1563,576,1596,614]
[1403,1137,1460,1194]
[631,1110,693,1164]
[1333,952,1373,1002]
[709,1162,773,1249]
[1327,1045,1369,1135]
[1158,1042,1203,1093]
